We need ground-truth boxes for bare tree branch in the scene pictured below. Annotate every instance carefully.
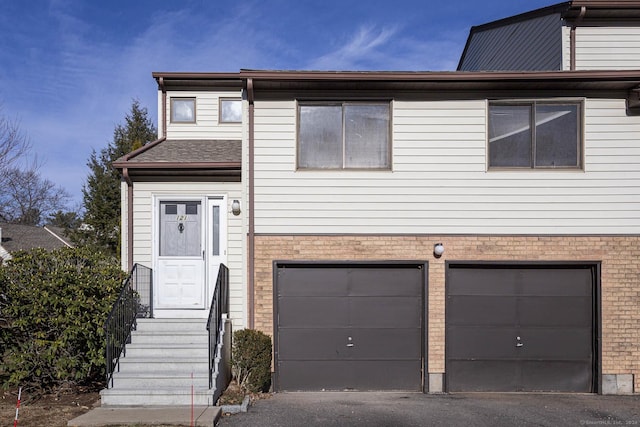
[1,166,70,225]
[0,105,30,173]
[0,107,70,225]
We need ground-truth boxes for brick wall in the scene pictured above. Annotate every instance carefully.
[254,235,640,393]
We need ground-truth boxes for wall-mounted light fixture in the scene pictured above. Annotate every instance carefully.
[433,243,444,258]
[231,199,241,216]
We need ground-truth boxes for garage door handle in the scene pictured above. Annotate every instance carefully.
[347,343,354,347]
[516,343,524,347]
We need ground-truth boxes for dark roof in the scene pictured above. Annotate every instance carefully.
[125,139,240,163]
[113,138,241,178]
[458,1,640,70]
[0,223,73,253]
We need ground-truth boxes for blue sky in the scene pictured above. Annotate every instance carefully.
[0,0,558,208]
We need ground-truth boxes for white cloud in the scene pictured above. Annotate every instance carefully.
[305,24,465,71]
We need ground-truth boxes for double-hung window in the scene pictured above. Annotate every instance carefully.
[488,100,582,169]
[298,102,390,169]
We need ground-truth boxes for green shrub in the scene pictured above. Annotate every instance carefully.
[0,246,125,392]
[231,329,272,393]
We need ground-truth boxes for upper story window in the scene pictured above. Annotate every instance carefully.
[298,102,390,169]
[488,100,582,169]
[170,98,196,123]
[220,98,242,123]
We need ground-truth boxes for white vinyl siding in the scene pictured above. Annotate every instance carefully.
[127,181,245,328]
[164,91,243,140]
[567,26,640,70]
[252,99,640,234]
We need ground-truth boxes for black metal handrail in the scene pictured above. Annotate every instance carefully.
[104,263,153,388]
[206,264,229,389]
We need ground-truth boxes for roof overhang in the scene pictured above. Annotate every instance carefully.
[112,137,242,179]
[151,69,640,113]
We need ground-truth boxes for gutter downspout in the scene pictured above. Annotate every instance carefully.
[123,167,134,271]
[159,77,167,138]
[570,6,587,71]
[247,78,255,329]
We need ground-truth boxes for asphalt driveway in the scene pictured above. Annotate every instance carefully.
[217,392,640,427]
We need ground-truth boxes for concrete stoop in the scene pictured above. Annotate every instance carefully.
[67,406,221,427]
[101,318,215,407]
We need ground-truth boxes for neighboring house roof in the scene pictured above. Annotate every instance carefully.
[113,138,241,178]
[0,223,73,262]
[457,1,640,71]
[457,6,565,72]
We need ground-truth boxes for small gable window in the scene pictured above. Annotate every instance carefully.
[488,100,582,169]
[171,98,196,123]
[220,98,242,123]
[298,102,391,169]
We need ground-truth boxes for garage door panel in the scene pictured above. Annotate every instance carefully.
[520,268,592,296]
[447,296,518,326]
[520,361,593,392]
[448,268,519,296]
[278,297,348,327]
[447,360,519,392]
[277,268,348,296]
[348,268,423,296]
[277,361,353,391]
[448,326,519,359]
[350,361,422,391]
[278,328,351,360]
[350,328,422,360]
[350,297,422,328]
[519,296,593,327]
[517,327,593,360]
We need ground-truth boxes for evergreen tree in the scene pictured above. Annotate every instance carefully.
[80,100,156,255]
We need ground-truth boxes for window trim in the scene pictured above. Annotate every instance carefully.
[219,98,243,124]
[296,100,392,170]
[170,97,197,123]
[487,99,584,171]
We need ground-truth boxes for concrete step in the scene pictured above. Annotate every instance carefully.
[135,318,207,332]
[130,332,209,345]
[124,343,208,358]
[103,318,221,407]
[100,387,215,406]
[117,356,208,373]
[110,372,210,388]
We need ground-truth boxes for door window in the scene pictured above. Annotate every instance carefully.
[159,201,202,256]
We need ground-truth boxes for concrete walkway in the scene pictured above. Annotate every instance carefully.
[67,405,221,426]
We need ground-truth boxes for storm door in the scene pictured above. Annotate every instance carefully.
[156,200,205,309]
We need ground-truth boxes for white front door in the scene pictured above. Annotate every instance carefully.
[207,197,227,299]
[157,200,205,309]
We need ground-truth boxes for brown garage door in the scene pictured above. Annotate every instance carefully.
[275,262,426,391]
[446,262,598,392]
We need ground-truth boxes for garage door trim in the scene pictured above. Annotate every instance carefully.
[273,260,429,392]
